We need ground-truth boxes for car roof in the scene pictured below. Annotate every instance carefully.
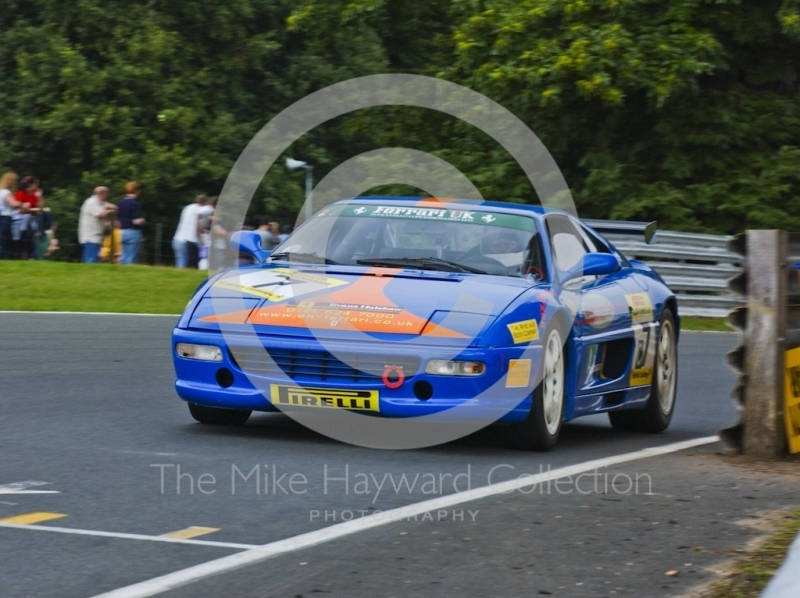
[336,196,560,218]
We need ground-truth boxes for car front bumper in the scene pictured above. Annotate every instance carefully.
[172,328,542,423]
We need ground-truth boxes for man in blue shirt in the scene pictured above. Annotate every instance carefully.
[116,182,145,265]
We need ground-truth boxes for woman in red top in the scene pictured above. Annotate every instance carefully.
[14,176,42,259]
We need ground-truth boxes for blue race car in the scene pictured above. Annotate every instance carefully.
[172,197,678,450]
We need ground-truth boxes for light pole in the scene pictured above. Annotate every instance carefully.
[286,158,314,222]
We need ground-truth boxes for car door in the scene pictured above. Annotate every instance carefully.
[578,219,658,402]
[545,215,637,406]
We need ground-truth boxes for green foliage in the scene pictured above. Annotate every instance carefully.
[0,0,307,247]
[442,0,800,233]
[1,0,799,248]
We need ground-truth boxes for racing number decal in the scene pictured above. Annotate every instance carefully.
[630,323,657,387]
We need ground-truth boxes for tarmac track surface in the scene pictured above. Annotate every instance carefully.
[0,314,741,598]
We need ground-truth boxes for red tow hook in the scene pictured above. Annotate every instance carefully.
[382,365,405,389]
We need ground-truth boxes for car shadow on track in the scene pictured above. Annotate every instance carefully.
[180,411,632,455]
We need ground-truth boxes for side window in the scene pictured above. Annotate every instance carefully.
[578,222,631,266]
[547,215,588,272]
[571,218,599,253]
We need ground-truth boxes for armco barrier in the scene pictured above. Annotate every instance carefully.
[594,223,744,318]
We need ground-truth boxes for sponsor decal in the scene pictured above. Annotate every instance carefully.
[625,293,654,324]
[629,323,657,387]
[507,319,540,344]
[506,359,532,388]
[581,293,616,330]
[213,280,287,302]
[297,301,402,314]
[250,303,421,332]
[271,268,348,288]
[338,205,536,232]
[783,347,800,454]
[234,275,467,338]
[212,269,348,304]
[270,385,380,412]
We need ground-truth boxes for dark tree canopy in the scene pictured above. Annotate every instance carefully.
[1,0,799,253]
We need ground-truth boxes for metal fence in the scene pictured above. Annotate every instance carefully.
[601,226,743,318]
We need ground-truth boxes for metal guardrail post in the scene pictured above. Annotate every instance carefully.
[722,230,788,458]
[722,233,747,450]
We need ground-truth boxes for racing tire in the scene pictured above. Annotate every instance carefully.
[188,403,252,426]
[509,323,568,451]
[608,307,678,433]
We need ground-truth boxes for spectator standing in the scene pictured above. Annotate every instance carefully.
[173,195,212,268]
[34,197,58,259]
[255,215,280,251]
[79,186,116,263]
[0,172,20,259]
[197,197,216,270]
[15,176,42,259]
[117,181,145,265]
[278,223,293,244]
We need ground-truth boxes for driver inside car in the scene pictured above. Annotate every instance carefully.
[469,229,547,281]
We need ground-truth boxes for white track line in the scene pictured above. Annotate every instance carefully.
[0,522,257,550]
[0,311,180,317]
[91,435,718,598]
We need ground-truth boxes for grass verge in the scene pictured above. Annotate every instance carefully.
[681,316,732,332]
[0,261,207,314]
[703,509,800,598]
[0,262,739,329]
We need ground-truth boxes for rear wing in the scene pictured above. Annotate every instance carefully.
[582,219,658,245]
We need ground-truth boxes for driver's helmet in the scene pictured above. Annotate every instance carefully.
[481,229,526,255]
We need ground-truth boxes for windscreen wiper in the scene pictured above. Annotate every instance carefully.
[356,257,486,274]
[269,252,340,265]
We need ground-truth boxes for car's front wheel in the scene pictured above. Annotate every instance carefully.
[608,307,678,433]
[510,325,566,451]
[188,403,252,426]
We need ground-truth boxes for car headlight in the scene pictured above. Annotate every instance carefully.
[425,360,485,376]
[176,343,223,362]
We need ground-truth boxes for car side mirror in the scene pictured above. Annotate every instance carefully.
[229,231,270,263]
[561,253,620,284]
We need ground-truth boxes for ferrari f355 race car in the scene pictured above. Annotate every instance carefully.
[172,197,678,450]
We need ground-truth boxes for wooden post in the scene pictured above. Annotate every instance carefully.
[743,230,787,458]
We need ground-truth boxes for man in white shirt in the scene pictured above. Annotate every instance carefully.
[78,187,116,263]
[173,195,213,268]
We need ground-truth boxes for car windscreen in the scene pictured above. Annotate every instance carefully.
[270,204,542,278]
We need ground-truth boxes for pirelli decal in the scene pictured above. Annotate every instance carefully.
[270,385,380,412]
